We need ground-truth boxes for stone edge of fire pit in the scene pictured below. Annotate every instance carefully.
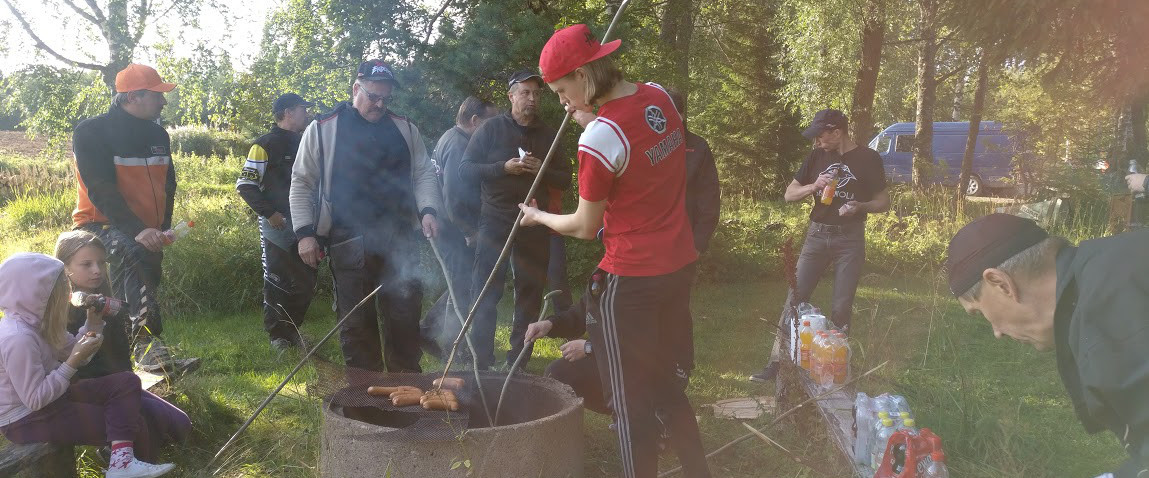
[320,371,586,478]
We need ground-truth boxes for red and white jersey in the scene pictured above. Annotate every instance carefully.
[577,82,697,276]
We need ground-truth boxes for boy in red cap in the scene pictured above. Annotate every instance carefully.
[519,24,711,478]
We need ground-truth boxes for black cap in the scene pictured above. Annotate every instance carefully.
[508,70,543,90]
[272,93,313,114]
[945,213,1050,296]
[357,59,399,86]
[802,109,849,139]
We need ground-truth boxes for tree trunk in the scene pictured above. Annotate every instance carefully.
[659,0,694,108]
[911,0,938,189]
[951,68,968,121]
[849,0,885,143]
[957,48,990,216]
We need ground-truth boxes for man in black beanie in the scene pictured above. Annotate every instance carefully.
[945,213,1149,478]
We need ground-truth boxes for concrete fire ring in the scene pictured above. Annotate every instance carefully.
[320,372,584,478]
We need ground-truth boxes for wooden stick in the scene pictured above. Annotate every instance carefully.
[657,361,888,478]
[740,422,836,478]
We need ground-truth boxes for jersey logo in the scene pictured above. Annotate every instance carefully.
[820,163,858,188]
[150,145,169,155]
[645,105,667,134]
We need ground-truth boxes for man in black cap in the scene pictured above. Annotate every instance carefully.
[289,60,442,372]
[945,214,1149,478]
[237,92,316,352]
[459,70,571,370]
[751,108,889,382]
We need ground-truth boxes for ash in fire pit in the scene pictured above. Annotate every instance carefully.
[321,371,583,477]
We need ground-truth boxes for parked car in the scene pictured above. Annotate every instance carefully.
[869,121,1017,196]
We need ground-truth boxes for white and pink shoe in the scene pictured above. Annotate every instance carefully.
[105,457,175,478]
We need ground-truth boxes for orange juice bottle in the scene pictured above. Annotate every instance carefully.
[813,331,829,385]
[820,170,839,205]
[832,331,849,384]
[798,320,814,370]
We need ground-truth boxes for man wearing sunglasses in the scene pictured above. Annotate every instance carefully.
[289,59,443,372]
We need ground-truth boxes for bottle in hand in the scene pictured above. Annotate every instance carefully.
[820,170,839,205]
[163,220,195,245]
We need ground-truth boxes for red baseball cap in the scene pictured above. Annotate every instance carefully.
[539,24,621,83]
[114,64,176,93]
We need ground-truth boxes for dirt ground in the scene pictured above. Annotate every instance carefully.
[0,130,66,157]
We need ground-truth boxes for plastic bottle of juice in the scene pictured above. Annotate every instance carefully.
[799,320,814,370]
[871,417,896,471]
[815,331,832,387]
[820,169,840,205]
[811,331,825,383]
[163,220,195,244]
[831,331,849,384]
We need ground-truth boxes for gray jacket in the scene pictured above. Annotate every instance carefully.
[289,106,443,240]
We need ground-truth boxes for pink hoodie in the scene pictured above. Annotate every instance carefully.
[0,253,85,426]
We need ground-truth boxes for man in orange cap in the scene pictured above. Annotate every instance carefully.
[72,63,183,373]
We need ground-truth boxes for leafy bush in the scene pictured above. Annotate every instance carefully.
[169,125,250,158]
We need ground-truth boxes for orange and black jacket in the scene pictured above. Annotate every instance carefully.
[72,105,176,238]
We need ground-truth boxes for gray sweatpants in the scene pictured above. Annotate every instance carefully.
[793,221,866,331]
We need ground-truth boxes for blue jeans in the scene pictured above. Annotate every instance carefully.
[793,221,866,330]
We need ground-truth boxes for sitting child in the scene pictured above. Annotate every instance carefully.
[0,252,176,478]
[56,230,191,461]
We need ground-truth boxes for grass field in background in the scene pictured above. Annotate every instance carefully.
[0,150,1125,477]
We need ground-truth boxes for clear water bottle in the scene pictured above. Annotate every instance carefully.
[922,451,950,478]
[891,395,911,415]
[871,417,896,471]
[854,393,873,465]
[163,220,195,244]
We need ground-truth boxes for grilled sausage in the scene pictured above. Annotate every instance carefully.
[433,377,465,390]
[391,394,423,407]
[367,385,421,396]
[421,397,459,411]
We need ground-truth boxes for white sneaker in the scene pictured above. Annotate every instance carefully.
[105,459,175,478]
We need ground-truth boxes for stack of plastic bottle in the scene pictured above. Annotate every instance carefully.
[854,393,912,470]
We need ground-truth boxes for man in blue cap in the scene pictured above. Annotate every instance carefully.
[751,108,890,382]
[237,92,316,352]
[289,60,443,372]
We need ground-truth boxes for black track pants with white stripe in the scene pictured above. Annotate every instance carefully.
[587,263,712,478]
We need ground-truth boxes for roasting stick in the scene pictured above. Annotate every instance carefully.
[494,290,562,425]
[434,0,633,392]
[207,285,385,473]
[428,238,495,425]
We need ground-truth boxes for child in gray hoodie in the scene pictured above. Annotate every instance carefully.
[0,252,175,478]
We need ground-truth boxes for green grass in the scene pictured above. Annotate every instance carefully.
[54,272,1121,477]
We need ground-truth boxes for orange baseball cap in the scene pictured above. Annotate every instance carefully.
[114,64,176,93]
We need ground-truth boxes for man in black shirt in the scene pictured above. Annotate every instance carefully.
[237,93,316,351]
[459,70,572,370]
[289,60,442,372]
[752,109,889,382]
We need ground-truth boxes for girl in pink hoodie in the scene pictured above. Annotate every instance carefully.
[0,252,175,478]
